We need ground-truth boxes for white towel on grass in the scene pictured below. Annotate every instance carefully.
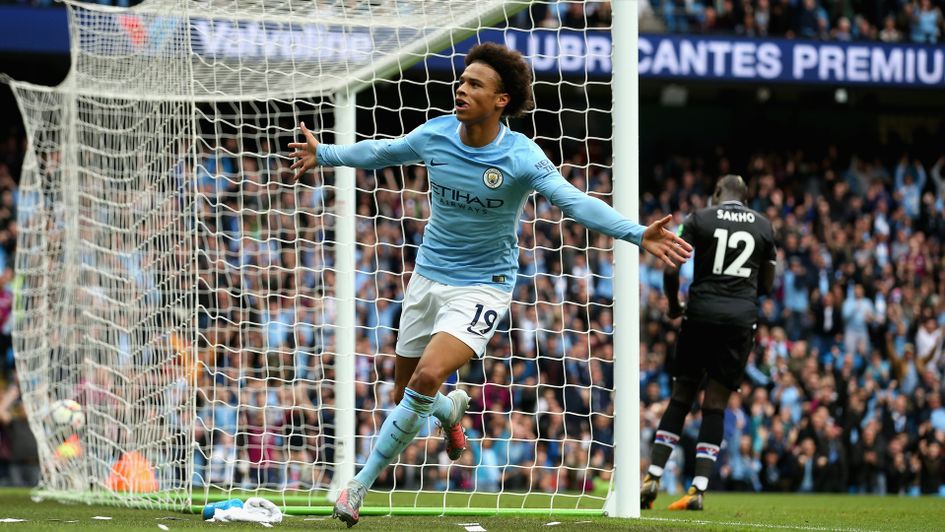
[207,497,283,524]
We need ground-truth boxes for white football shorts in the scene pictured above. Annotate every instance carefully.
[395,273,512,359]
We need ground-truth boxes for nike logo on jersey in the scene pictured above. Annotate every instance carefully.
[430,159,448,166]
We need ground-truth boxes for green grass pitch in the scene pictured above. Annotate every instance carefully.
[1,488,943,531]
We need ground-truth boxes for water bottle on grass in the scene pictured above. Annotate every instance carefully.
[202,498,243,520]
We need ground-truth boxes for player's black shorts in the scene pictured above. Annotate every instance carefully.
[672,318,756,391]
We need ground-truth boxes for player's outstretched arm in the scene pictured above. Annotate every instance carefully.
[288,121,423,179]
[642,215,693,269]
[288,121,319,178]
[534,173,691,268]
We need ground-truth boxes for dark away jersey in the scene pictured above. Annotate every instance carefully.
[679,201,776,327]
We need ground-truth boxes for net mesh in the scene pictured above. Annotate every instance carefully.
[12,0,623,512]
[13,83,197,507]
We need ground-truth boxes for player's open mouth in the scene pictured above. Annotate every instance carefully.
[455,99,469,111]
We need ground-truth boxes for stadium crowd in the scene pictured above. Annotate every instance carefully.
[521,0,945,44]
[1,116,944,497]
[0,128,32,487]
[6,0,945,45]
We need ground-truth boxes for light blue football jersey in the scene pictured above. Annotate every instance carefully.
[317,115,644,292]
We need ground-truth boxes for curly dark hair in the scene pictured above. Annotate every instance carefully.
[465,42,535,118]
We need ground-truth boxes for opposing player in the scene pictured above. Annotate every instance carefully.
[641,175,776,511]
[288,42,692,527]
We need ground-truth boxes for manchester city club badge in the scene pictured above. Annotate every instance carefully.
[483,168,503,189]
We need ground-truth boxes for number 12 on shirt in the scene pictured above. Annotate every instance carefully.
[712,228,755,278]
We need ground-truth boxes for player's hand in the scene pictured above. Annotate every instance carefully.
[667,301,685,320]
[288,121,319,179]
[641,214,692,269]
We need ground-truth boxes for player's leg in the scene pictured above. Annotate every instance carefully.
[393,280,504,456]
[393,356,420,405]
[346,335,473,492]
[333,276,432,527]
[390,276,459,417]
[394,353,464,434]
[407,334,473,460]
[642,377,699,509]
[390,275,467,419]
[667,378,730,511]
[405,332,474,394]
[694,378,730,488]
[643,319,703,510]
[334,279,505,527]
[422,283,510,460]
[649,380,699,475]
[669,323,753,511]
[334,362,446,527]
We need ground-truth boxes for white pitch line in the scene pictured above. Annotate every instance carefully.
[638,516,880,532]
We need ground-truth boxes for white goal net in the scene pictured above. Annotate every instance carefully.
[10,0,635,516]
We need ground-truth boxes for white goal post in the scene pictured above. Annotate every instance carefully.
[8,0,639,519]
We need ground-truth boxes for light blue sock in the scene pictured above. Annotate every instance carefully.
[431,392,453,425]
[353,387,433,489]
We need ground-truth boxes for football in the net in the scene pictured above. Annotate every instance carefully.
[50,399,85,430]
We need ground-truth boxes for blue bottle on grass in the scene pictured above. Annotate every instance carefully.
[202,498,243,520]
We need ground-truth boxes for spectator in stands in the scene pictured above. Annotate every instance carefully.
[662,0,692,34]
[768,0,796,36]
[843,283,875,359]
[715,0,740,32]
[853,15,877,40]
[700,5,720,33]
[916,317,944,369]
[833,16,853,40]
[929,392,945,433]
[918,438,944,494]
[208,432,237,485]
[783,257,810,341]
[0,380,38,487]
[931,156,945,201]
[722,434,761,491]
[911,0,943,43]
[753,0,771,36]
[895,155,928,220]
[795,0,829,39]
[879,14,904,41]
[812,288,844,355]
[884,437,917,494]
